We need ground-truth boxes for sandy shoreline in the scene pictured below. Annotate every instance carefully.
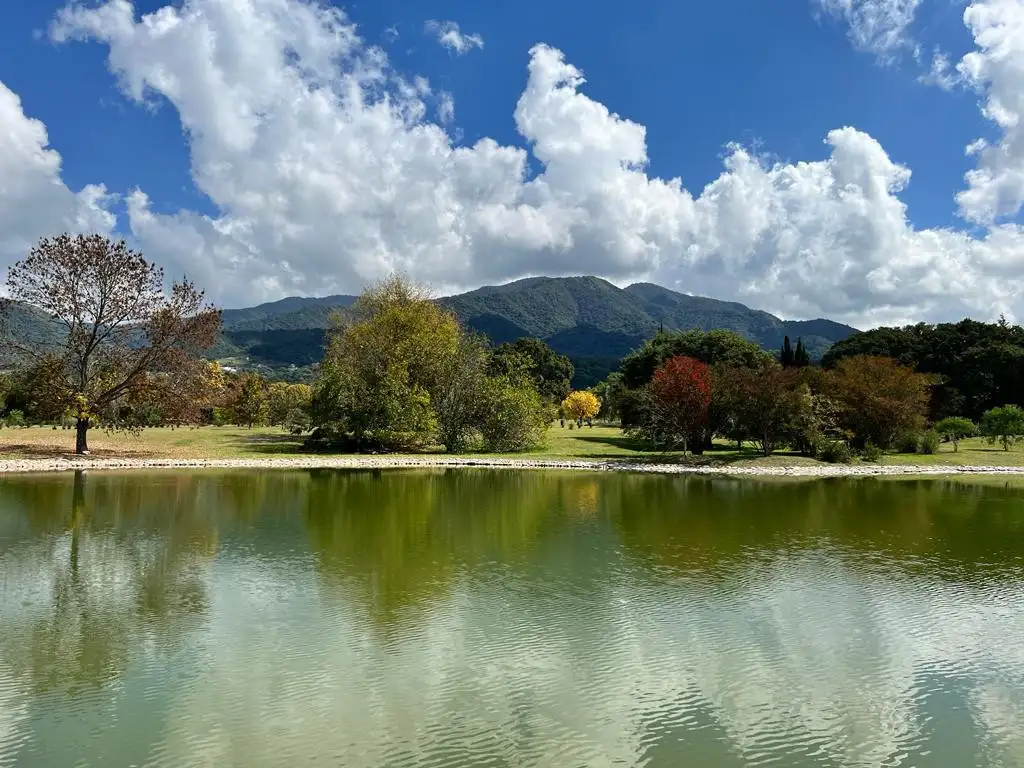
[1,455,1023,477]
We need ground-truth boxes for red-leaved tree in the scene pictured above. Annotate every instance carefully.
[649,355,712,453]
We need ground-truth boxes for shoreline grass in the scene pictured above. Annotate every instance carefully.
[2,425,1023,470]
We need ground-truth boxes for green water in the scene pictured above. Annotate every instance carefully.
[1,470,1024,767]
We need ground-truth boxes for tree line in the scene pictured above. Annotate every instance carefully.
[3,234,1024,458]
[597,328,1024,459]
[822,318,1024,420]
[0,237,574,454]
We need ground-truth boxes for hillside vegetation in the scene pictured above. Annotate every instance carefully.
[3,276,858,384]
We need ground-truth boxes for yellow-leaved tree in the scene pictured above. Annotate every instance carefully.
[562,390,601,426]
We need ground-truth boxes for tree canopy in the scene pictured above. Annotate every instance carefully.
[827,356,931,449]
[641,355,712,453]
[491,337,574,402]
[562,390,600,424]
[980,405,1024,451]
[310,275,549,453]
[619,329,773,389]
[0,234,221,453]
[822,319,1024,419]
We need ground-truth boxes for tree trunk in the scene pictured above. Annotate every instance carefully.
[75,418,90,455]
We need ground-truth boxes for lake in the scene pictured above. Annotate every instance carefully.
[1,470,1024,767]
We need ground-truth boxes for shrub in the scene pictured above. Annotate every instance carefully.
[919,429,941,455]
[934,416,977,452]
[478,375,549,453]
[861,441,882,462]
[5,409,25,428]
[896,432,921,454]
[820,440,853,464]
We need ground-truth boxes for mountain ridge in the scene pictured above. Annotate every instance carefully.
[2,276,858,385]
[213,276,859,384]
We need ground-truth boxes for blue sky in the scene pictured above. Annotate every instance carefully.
[0,0,1022,324]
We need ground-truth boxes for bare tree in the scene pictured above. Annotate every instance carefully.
[1,234,221,454]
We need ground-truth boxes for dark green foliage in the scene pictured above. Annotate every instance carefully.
[861,441,883,462]
[897,432,922,454]
[819,441,853,464]
[490,337,573,402]
[781,336,794,367]
[223,329,328,366]
[569,356,622,388]
[794,338,811,367]
[620,329,774,389]
[822,319,1024,419]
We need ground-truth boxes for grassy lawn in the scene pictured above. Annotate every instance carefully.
[0,425,310,460]
[1,424,1022,467]
[878,436,1024,467]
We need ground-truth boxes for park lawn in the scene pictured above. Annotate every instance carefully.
[878,436,1024,467]
[0,424,823,467]
[0,425,309,460]
[1,424,1022,468]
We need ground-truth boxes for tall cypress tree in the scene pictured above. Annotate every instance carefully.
[794,338,811,367]
[780,336,794,367]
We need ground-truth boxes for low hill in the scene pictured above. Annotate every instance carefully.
[2,276,858,385]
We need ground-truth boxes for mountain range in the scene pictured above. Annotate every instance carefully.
[213,276,859,385]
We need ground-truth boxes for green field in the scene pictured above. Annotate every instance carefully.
[2,424,1023,467]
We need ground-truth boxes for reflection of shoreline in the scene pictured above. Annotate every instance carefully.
[2,456,1024,479]
[2,472,1024,766]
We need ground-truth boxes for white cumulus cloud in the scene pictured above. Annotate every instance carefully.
[424,20,483,55]
[0,0,1006,328]
[0,82,116,280]
[816,0,922,62]
[955,0,1024,224]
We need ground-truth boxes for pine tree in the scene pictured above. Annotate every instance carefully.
[780,336,794,367]
[794,338,811,367]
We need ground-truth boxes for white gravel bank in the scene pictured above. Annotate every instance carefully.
[0,456,1023,477]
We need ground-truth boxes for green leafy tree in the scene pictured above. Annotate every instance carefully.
[228,372,269,428]
[478,369,549,453]
[310,276,460,451]
[267,382,312,427]
[491,338,573,402]
[433,334,490,453]
[0,234,221,453]
[934,416,977,452]
[980,405,1024,451]
[591,373,624,422]
[310,276,549,454]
